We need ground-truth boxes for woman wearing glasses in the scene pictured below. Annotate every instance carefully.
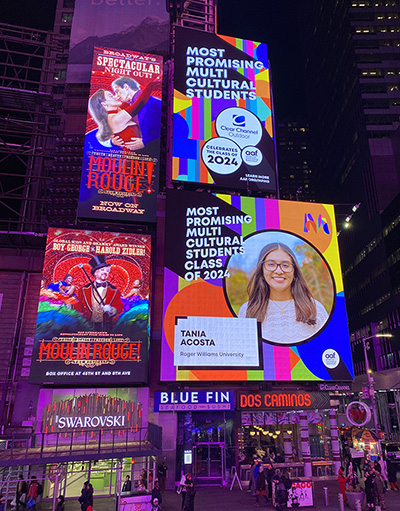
[238,242,329,344]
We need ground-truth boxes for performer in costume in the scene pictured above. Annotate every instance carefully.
[112,76,161,150]
[77,255,123,329]
[88,79,160,151]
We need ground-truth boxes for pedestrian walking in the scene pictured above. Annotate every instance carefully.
[16,474,27,511]
[78,482,88,511]
[157,462,168,491]
[178,474,186,511]
[273,470,291,511]
[374,470,386,509]
[254,466,269,507]
[253,460,261,496]
[387,460,399,491]
[26,477,38,511]
[377,456,388,488]
[55,495,64,511]
[338,467,348,506]
[183,474,195,511]
[364,467,376,510]
[151,480,162,507]
[352,456,362,477]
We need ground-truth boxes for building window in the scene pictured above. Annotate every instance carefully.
[54,70,67,81]
[61,12,73,22]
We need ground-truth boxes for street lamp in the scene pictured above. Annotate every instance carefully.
[362,333,393,456]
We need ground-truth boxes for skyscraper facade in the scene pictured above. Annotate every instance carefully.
[302,0,400,400]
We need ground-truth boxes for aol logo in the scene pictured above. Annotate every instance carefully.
[304,213,330,235]
[322,349,340,369]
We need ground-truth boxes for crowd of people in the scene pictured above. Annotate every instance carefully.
[177,473,195,511]
[11,475,45,511]
[247,459,292,509]
[338,455,398,510]
[11,453,399,511]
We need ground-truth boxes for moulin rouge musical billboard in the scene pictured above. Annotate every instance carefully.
[77,46,162,224]
[30,228,151,385]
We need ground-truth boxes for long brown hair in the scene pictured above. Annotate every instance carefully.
[245,242,317,325]
[88,89,113,142]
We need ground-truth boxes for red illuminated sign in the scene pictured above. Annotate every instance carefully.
[237,391,330,411]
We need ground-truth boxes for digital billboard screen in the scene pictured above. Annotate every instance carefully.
[30,228,151,385]
[161,190,353,381]
[38,387,148,435]
[172,27,276,193]
[77,47,162,224]
[67,0,168,83]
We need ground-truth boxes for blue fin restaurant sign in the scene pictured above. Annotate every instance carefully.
[154,391,235,412]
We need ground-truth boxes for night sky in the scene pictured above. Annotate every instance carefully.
[3,0,305,119]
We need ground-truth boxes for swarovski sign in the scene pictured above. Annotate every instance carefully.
[41,393,142,434]
[57,415,126,429]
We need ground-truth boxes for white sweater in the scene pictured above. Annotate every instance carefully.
[238,299,329,345]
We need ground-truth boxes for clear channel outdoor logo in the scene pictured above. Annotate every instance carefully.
[232,114,246,127]
[322,349,340,369]
[215,107,262,149]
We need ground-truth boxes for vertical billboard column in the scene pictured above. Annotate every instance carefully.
[30,228,152,385]
[77,47,163,224]
[283,432,292,462]
[329,409,341,473]
[172,27,277,193]
[300,413,312,477]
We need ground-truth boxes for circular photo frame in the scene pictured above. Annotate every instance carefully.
[223,230,335,346]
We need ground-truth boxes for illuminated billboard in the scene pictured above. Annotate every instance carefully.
[161,190,353,381]
[38,388,147,435]
[172,27,276,193]
[67,0,168,83]
[30,228,151,385]
[77,47,162,224]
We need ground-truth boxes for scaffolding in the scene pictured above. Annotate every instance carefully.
[169,0,215,31]
[0,23,62,237]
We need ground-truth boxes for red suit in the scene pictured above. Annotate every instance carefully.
[77,282,123,324]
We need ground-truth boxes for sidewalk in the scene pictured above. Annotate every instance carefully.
[159,480,400,511]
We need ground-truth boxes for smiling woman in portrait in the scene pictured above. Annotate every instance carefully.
[238,242,329,345]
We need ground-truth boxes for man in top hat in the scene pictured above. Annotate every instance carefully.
[77,255,123,328]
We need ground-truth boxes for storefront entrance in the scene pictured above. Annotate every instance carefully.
[193,442,225,485]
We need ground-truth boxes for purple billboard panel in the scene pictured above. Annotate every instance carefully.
[67,0,168,83]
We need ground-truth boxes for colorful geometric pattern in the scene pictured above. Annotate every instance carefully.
[172,28,275,189]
